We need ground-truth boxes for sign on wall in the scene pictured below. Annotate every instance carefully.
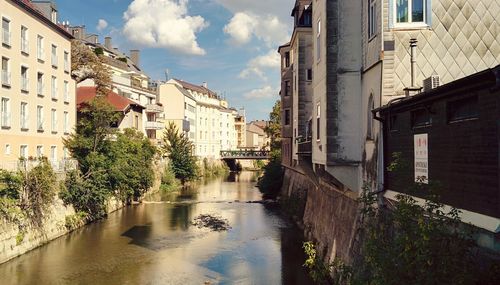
[414,134,429,184]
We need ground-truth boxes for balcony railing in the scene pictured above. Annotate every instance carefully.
[145,121,164,130]
[1,70,11,86]
[51,88,57,100]
[21,38,29,53]
[145,104,164,113]
[2,30,11,46]
[37,83,44,96]
[37,48,44,61]
[51,55,58,67]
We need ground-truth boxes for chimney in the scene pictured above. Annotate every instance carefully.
[104,37,112,50]
[130,50,140,67]
[404,38,423,97]
[202,82,208,88]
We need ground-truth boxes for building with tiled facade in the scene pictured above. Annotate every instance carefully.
[1,0,75,170]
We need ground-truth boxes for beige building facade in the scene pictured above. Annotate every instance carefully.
[1,0,75,170]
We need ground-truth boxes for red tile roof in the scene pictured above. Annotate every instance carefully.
[174,78,218,98]
[77,87,144,112]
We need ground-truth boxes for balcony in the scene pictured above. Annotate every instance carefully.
[51,56,58,68]
[1,70,11,86]
[37,83,44,96]
[145,104,164,113]
[297,138,312,156]
[37,48,45,61]
[145,121,164,130]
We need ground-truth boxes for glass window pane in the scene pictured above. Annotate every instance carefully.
[396,0,408,23]
[412,0,424,22]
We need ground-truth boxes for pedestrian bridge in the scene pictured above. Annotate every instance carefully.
[220,150,270,160]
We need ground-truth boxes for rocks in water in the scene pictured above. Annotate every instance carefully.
[192,214,231,232]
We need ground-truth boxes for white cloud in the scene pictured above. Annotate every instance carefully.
[123,0,208,56]
[224,12,289,47]
[96,19,108,32]
[243,86,279,99]
[240,49,280,80]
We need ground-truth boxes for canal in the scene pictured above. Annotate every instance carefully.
[0,171,313,284]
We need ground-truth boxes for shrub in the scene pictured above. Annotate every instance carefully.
[257,150,283,199]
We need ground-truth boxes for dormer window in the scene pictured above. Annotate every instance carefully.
[51,9,57,23]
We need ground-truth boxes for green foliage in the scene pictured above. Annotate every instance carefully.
[94,47,104,56]
[202,158,229,177]
[160,165,181,192]
[64,99,156,219]
[257,150,283,199]
[20,158,58,226]
[0,170,22,200]
[253,159,266,169]
[161,122,198,184]
[64,211,88,231]
[264,100,282,152]
[15,232,24,245]
[303,241,352,285]
[355,188,477,285]
[60,170,111,219]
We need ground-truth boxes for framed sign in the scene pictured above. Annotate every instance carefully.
[414,134,428,184]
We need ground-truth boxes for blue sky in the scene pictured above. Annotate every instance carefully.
[57,0,295,121]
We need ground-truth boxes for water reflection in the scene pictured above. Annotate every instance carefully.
[0,171,313,285]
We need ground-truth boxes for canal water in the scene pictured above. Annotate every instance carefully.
[0,171,313,285]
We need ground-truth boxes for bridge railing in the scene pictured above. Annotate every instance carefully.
[220,150,270,158]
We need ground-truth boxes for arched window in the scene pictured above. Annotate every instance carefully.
[367,94,374,140]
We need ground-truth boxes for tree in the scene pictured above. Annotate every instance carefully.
[265,100,281,152]
[161,122,198,184]
[71,39,111,95]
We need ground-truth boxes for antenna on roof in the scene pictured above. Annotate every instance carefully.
[165,69,170,81]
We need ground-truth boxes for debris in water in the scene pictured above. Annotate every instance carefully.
[192,214,231,232]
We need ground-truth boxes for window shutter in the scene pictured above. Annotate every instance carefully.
[425,0,432,27]
[388,0,394,28]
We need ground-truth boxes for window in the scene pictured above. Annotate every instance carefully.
[411,108,431,128]
[447,96,478,123]
[306,69,313,81]
[63,147,68,159]
[21,26,28,53]
[51,109,57,133]
[5,144,11,155]
[36,145,43,158]
[285,80,291,96]
[2,17,10,46]
[368,0,377,38]
[51,45,57,67]
[316,19,321,61]
[63,80,69,102]
[284,51,290,68]
[63,111,69,133]
[20,102,28,130]
[395,0,427,25]
[51,76,57,99]
[37,35,44,60]
[37,105,44,131]
[21,66,29,92]
[63,51,69,73]
[37,72,44,96]
[1,97,10,128]
[316,103,321,140]
[20,145,28,159]
[284,109,291,126]
[389,114,399,131]
[367,95,374,139]
[50,146,56,162]
[1,57,10,86]
[134,114,139,129]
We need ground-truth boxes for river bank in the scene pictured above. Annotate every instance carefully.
[0,171,313,284]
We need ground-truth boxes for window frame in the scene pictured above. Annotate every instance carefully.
[392,0,429,28]
[20,102,28,130]
[1,97,11,129]
[368,0,377,39]
[316,103,321,141]
[2,16,11,47]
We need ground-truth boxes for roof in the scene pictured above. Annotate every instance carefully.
[374,65,500,114]
[76,87,144,112]
[173,78,218,98]
[246,123,266,136]
[12,0,73,39]
[174,85,196,101]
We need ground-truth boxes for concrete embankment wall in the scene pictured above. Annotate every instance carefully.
[281,167,361,263]
[0,163,164,265]
[0,196,124,264]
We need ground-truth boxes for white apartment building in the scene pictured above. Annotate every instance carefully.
[67,29,164,142]
[158,79,238,159]
[1,0,76,170]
